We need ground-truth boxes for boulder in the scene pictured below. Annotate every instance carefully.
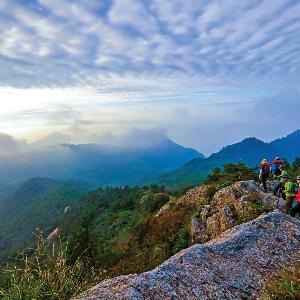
[76,212,300,300]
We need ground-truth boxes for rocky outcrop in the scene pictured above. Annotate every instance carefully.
[177,185,209,206]
[76,211,300,300]
[64,205,71,213]
[155,180,285,244]
[155,185,208,218]
[44,227,61,247]
[46,227,61,241]
[192,180,285,243]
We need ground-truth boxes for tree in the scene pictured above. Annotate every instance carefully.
[66,211,99,266]
[292,157,300,171]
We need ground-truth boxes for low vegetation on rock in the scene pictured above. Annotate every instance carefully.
[264,265,300,299]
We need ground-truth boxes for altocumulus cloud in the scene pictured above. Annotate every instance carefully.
[0,0,299,88]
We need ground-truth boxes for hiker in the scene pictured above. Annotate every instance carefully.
[290,176,300,217]
[275,173,289,200]
[276,164,288,179]
[273,165,289,197]
[269,157,285,180]
[259,159,271,192]
[280,174,296,214]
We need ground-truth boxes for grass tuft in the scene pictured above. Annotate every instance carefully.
[0,228,103,300]
[264,264,300,299]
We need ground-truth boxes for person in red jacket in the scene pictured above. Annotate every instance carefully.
[290,175,300,217]
[268,157,285,179]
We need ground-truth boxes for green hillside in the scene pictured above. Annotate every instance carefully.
[0,178,85,261]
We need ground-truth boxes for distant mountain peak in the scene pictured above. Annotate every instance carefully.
[241,137,264,143]
[234,137,266,146]
[220,137,266,152]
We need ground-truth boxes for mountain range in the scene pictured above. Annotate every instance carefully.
[0,129,299,263]
[0,130,299,199]
[0,137,202,200]
[156,130,300,189]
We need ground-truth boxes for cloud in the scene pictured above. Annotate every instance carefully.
[46,105,82,125]
[0,128,170,183]
[0,0,299,89]
[0,131,70,157]
[0,132,27,156]
[114,127,167,149]
[250,88,300,140]
[31,132,71,147]
[0,0,300,156]
[1,84,299,156]
[108,0,158,36]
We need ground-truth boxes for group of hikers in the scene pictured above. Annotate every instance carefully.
[259,157,300,217]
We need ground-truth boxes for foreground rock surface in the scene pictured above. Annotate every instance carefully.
[76,211,300,300]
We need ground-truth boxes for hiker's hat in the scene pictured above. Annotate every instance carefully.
[275,157,280,160]
[261,159,268,164]
[281,174,289,179]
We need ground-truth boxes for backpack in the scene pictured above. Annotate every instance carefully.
[274,161,284,170]
[284,181,296,196]
[260,164,270,176]
[292,183,298,194]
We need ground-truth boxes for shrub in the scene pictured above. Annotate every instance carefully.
[235,192,273,225]
[205,163,258,185]
[292,157,300,171]
[217,179,234,190]
[205,185,217,201]
[172,226,190,254]
[139,192,170,213]
[170,186,196,198]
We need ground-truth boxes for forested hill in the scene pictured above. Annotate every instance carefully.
[0,178,85,261]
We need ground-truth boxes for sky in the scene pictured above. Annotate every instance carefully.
[0,0,299,155]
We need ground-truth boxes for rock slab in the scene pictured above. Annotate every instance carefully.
[76,211,300,300]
